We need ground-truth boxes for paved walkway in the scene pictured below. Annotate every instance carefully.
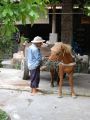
[0,68,90,120]
[0,68,90,97]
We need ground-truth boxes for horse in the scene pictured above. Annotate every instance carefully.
[48,42,76,97]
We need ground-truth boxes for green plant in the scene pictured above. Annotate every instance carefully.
[0,109,9,120]
[0,0,48,36]
[13,62,21,69]
[20,36,28,44]
[0,36,13,59]
[0,59,3,68]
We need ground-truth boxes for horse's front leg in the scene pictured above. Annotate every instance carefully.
[50,67,55,87]
[68,73,76,97]
[58,65,64,97]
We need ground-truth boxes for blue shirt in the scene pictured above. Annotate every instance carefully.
[27,44,42,70]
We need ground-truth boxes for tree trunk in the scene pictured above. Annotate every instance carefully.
[49,5,58,44]
[52,5,56,33]
[61,0,73,44]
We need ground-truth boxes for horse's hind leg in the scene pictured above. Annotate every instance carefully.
[50,68,55,87]
[58,75,63,97]
[58,66,64,97]
[68,73,76,97]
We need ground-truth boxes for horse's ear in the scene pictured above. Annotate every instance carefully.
[61,43,64,50]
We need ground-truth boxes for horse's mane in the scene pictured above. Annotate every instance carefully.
[51,42,72,54]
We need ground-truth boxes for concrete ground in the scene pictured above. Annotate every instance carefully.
[0,68,90,120]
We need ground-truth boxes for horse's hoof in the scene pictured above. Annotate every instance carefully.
[58,95,63,98]
[50,84,54,87]
[72,95,77,99]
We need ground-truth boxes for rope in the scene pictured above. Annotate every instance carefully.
[45,60,59,72]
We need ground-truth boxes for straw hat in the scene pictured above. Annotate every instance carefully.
[31,36,45,43]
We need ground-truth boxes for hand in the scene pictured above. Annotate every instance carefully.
[40,66,47,71]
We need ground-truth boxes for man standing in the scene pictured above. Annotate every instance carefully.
[27,36,45,95]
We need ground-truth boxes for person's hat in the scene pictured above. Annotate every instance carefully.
[31,36,45,43]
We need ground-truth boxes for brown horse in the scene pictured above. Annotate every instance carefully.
[48,42,76,98]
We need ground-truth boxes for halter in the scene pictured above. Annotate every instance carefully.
[58,62,76,66]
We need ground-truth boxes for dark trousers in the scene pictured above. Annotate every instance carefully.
[30,66,40,88]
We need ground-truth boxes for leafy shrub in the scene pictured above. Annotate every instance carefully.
[0,109,9,120]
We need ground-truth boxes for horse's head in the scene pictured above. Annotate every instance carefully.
[48,42,63,61]
[48,51,63,61]
[48,42,73,62]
